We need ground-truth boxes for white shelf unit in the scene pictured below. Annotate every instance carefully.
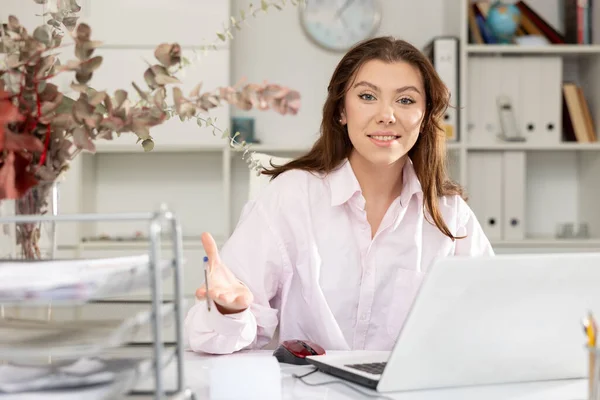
[448,0,600,252]
[9,0,594,265]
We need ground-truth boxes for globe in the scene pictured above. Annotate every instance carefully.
[486,1,521,44]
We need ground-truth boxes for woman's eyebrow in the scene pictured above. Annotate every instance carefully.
[352,81,421,94]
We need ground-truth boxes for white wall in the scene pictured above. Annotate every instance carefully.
[229,0,449,148]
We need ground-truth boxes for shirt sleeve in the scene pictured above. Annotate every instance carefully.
[454,199,495,256]
[184,198,289,354]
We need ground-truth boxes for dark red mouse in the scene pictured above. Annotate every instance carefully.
[272,339,326,365]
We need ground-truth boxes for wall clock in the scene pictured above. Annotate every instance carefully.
[299,0,382,52]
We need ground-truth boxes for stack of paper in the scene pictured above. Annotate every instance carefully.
[0,303,174,361]
[0,255,172,303]
[0,352,167,399]
[0,358,118,393]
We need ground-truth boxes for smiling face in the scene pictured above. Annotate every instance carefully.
[340,59,426,167]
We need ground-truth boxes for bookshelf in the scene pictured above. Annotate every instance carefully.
[450,0,600,252]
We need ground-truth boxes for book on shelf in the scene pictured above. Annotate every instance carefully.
[468,0,594,45]
[562,82,598,143]
[564,0,594,44]
[470,2,497,44]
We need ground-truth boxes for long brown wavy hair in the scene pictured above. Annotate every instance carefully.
[263,36,465,241]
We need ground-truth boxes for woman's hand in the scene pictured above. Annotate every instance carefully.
[195,232,254,314]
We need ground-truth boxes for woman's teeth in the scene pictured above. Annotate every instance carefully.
[370,136,397,141]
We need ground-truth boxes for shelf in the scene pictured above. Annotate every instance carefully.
[79,239,201,250]
[466,44,600,56]
[91,141,463,155]
[78,151,227,240]
[233,144,312,153]
[94,142,226,153]
[466,142,600,151]
[492,238,600,248]
[77,236,225,251]
[233,142,462,154]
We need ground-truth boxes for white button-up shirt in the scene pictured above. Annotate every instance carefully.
[185,158,494,354]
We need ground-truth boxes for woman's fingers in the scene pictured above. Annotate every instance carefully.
[207,288,235,304]
[205,286,252,311]
[220,288,253,309]
[216,292,238,305]
[195,286,206,299]
[201,232,221,266]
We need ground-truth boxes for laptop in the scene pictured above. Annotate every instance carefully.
[306,252,600,393]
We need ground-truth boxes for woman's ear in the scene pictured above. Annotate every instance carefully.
[339,111,347,125]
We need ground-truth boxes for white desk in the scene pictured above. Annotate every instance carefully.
[132,350,589,400]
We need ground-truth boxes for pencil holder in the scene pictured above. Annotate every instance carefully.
[588,346,600,400]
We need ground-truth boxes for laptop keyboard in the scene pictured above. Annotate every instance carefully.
[345,362,387,375]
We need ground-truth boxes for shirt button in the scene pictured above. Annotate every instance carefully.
[361,313,368,321]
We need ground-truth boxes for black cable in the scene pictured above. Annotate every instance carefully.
[291,367,396,399]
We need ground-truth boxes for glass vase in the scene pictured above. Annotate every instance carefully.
[0,181,59,260]
[0,181,59,324]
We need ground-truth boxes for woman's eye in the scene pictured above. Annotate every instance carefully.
[359,93,375,101]
[398,97,415,105]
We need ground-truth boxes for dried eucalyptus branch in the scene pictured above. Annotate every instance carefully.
[196,115,263,173]
[0,10,300,199]
[194,0,307,55]
[182,0,307,171]
[0,0,303,258]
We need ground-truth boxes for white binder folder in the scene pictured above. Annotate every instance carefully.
[517,56,562,144]
[467,57,483,143]
[497,56,524,142]
[518,57,542,142]
[424,36,459,142]
[471,57,503,145]
[470,56,562,145]
[538,56,563,144]
[467,152,503,241]
[502,151,526,240]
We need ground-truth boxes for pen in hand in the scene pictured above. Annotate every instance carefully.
[203,256,211,311]
[197,232,254,315]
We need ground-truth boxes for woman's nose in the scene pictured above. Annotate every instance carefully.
[377,106,396,125]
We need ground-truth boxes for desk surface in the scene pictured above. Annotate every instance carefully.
[132,350,588,400]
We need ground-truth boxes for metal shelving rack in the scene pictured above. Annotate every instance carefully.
[0,205,192,400]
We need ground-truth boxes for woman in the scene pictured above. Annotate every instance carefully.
[185,36,493,355]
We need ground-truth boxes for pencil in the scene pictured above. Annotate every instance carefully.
[586,312,597,397]
[203,256,211,311]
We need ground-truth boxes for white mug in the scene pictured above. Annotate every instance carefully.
[209,354,282,400]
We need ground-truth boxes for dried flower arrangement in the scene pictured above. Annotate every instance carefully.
[0,0,303,259]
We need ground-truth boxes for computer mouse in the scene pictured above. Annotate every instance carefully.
[272,339,326,365]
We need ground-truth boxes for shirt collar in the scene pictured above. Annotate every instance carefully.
[328,158,423,207]
[398,158,423,207]
[329,159,362,207]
